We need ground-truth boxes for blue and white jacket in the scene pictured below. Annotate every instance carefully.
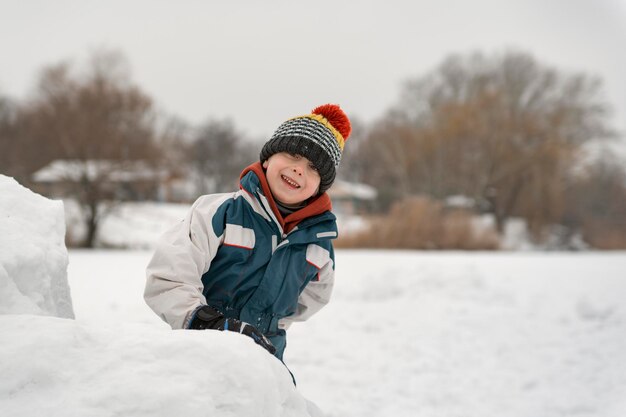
[144,163,337,359]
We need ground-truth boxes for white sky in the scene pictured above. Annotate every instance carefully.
[1,0,625,144]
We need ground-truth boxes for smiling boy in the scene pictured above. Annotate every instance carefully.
[144,104,351,362]
[263,152,321,207]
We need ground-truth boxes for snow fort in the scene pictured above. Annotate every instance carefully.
[0,174,74,318]
[0,175,321,417]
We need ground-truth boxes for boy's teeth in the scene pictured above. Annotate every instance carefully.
[282,175,299,188]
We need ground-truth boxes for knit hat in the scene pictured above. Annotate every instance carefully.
[260,104,351,194]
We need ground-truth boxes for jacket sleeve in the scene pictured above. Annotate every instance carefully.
[278,244,335,330]
[144,193,232,329]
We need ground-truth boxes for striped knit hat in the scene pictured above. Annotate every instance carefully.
[260,104,351,194]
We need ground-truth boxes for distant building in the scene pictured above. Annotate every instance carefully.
[327,180,377,216]
[444,194,476,210]
[30,159,195,202]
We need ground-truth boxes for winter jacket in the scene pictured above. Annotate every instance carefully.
[144,162,337,359]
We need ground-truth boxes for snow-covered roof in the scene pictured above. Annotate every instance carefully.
[328,180,377,200]
[32,160,167,183]
[444,195,475,209]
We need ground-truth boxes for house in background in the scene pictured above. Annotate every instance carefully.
[327,179,377,216]
[30,159,196,203]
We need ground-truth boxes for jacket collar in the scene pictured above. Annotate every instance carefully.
[239,162,333,234]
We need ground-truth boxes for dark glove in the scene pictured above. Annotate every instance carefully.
[189,305,276,355]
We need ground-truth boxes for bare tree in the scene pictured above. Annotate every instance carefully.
[358,50,614,236]
[335,116,367,182]
[188,119,257,195]
[21,50,160,247]
[0,94,18,176]
[563,153,626,248]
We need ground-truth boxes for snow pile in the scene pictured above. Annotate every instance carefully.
[0,315,319,417]
[0,175,73,318]
[0,179,319,416]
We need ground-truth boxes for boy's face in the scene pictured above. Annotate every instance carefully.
[262,152,321,205]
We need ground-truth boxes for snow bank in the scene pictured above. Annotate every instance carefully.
[0,178,319,416]
[0,175,73,318]
[0,315,319,417]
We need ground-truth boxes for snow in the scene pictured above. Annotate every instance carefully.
[329,180,377,200]
[500,218,588,251]
[0,179,317,417]
[0,315,314,417]
[445,194,475,208]
[62,200,190,249]
[0,175,73,318]
[32,159,166,182]
[4,249,625,416]
[95,202,189,249]
[288,251,626,417]
[2,177,626,416]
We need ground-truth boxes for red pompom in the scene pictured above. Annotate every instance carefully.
[312,104,352,140]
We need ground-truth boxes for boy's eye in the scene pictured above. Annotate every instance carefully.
[308,163,318,172]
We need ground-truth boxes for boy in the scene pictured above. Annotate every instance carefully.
[144,104,351,360]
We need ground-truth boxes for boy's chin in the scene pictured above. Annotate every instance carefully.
[276,195,307,206]
[273,189,314,206]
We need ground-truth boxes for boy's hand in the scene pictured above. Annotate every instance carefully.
[189,306,276,355]
[219,318,277,355]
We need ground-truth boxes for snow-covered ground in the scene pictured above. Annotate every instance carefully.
[3,177,626,416]
[62,250,626,417]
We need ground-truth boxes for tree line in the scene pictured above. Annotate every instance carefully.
[1,49,624,248]
[0,50,256,247]
[339,51,625,249]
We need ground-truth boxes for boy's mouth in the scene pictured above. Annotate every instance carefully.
[281,174,301,189]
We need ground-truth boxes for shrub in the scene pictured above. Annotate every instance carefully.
[336,197,499,250]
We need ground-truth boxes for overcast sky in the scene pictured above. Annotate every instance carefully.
[1,0,625,144]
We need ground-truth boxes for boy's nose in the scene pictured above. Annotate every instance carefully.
[292,167,303,176]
